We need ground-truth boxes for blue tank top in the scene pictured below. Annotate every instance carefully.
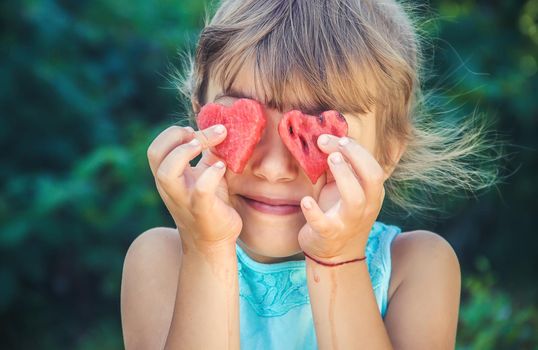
[235,221,401,349]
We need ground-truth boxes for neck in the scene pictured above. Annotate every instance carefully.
[237,239,306,264]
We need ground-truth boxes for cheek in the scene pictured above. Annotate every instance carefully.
[224,170,240,189]
[224,171,244,209]
[312,172,329,196]
[343,112,377,154]
[325,168,335,183]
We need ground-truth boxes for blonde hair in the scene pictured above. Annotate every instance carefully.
[173,0,502,217]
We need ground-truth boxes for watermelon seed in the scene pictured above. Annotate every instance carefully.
[299,135,309,155]
[317,113,325,126]
[289,125,295,136]
[311,134,318,147]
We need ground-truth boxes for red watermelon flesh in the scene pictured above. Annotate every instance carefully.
[278,110,348,184]
[196,98,266,173]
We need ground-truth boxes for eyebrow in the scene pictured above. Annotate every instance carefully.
[214,88,258,102]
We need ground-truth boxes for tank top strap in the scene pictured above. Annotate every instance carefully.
[365,221,402,317]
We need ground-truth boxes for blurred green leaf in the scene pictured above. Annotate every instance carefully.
[1,0,537,348]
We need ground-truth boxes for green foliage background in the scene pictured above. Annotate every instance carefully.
[1,0,537,348]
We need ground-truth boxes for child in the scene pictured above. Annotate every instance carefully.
[121,0,496,348]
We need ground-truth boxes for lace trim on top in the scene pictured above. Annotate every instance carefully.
[236,221,401,317]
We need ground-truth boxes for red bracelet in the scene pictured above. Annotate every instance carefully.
[303,251,366,267]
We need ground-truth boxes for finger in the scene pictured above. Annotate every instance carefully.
[300,196,333,238]
[193,124,227,150]
[327,152,366,219]
[148,125,196,177]
[156,138,202,200]
[190,160,227,216]
[319,134,385,201]
[337,137,385,201]
[193,124,228,172]
[154,179,179,209]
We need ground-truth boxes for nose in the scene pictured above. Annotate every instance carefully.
[248,110,299,183]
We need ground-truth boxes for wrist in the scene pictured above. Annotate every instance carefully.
[303,240,367,267]
[179,239,239,288]
[179,232,237,259]
[185,240,236,256]
[181,241,238,278]
[303,251,366,267]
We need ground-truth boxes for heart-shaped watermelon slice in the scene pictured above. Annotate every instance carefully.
[196,98,267,173]
[278,110,348,184]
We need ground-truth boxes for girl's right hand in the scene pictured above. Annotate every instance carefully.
[147,124,243,254]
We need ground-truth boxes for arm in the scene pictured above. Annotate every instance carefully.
[298,134,460,349]
[384,230,461,349]
[165,240,240,350]
[306,256,392,349]
[307,230,461,350]
[125,124,243,348]
[120,227,240,350]
[121,228,182,350]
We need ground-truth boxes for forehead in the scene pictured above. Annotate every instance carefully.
[205,60,333,115]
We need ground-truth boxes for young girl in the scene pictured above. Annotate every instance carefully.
[121,0,494,348]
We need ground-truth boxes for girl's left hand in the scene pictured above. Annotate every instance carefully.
[298,134,386,264]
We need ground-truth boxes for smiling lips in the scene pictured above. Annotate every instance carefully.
[240,194,302,215]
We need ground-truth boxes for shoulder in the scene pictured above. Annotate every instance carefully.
[385,230,461,348]
[124,226,182,266]
[122,226,183,285]
[388,230,460,298]
[121,227,182,349]
[396,229,460,272]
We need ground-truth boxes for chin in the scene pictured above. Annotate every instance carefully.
[239,223,303,259]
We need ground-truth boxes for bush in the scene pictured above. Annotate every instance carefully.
[457,257,538,349]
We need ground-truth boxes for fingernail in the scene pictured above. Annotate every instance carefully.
[338,137,349,147]
[189,138,200,147]
[213,124,225,134]
[303,198,312,209]
[214,161,225,169]
[318,134,329,145]
[330,152,342,164]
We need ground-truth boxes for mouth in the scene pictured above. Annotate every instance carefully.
[239,195,302,216]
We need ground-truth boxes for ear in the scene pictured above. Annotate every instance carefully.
[382,139,407,181]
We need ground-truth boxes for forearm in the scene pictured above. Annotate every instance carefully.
[307,259,393,350]
[165,243,240,350]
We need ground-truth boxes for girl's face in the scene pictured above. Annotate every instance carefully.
[202,67,380,263]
